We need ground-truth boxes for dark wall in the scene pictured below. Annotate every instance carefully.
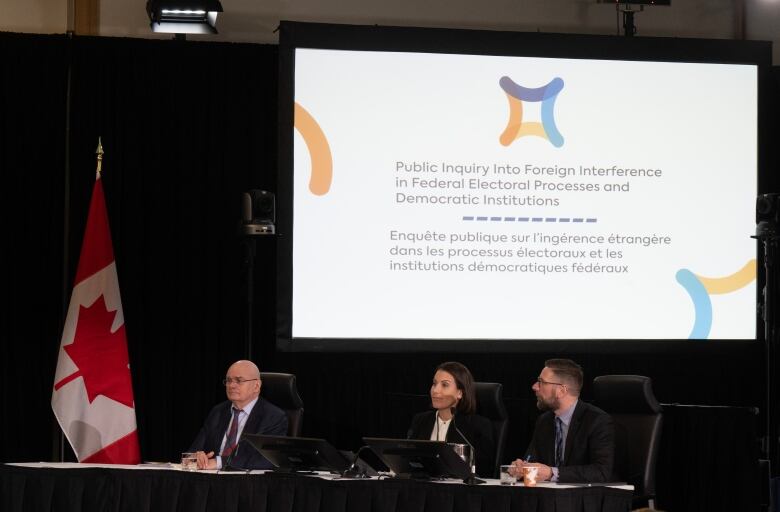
[0,33,775,503]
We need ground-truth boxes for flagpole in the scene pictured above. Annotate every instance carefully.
[96,137,104,178]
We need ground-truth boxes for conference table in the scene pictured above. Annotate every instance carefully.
[1,462,632,512]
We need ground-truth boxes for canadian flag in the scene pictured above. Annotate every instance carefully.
[51,173,140,464]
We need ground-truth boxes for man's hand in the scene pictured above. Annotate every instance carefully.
[510,460,553,481]
[509,459,525,477]
[195,450,217,470]
[525,462,552,481]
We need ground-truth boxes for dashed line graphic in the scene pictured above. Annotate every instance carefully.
[463,216,596,223]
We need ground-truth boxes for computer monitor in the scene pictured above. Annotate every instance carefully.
[243,434,350,473]
[363,437,472,480]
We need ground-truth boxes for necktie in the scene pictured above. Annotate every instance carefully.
[554,417,564,468]
[222,408,242,457]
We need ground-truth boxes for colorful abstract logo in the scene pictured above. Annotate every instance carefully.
[676,260,756,339]
[499,76,564,148]
[294,102,332,196]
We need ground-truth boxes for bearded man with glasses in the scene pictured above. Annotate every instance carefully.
[189,360,288,470]
[511,358,616,483]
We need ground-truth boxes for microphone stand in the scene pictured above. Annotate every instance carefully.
[450,408,485,485]
[341,446,371,479]
[221,436,251,473]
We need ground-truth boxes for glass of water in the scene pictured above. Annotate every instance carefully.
[500,464,518,485]
[181,452,198,471]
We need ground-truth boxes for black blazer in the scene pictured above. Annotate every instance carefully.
[407,410,495,478]
[525,400,616,483]
[189,397,288,470]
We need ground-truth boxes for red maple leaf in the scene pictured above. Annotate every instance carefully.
[54,295,135,408]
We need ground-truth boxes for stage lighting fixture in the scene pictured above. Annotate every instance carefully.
[598,0,670,36]
[146,0,223,35]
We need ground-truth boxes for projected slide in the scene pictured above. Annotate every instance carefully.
[291,48,757,340]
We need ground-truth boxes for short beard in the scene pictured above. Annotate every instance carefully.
[536,395,560,412]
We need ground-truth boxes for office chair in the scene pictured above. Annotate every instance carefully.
[260,372,305,437]
[593,375,663,510]
[474,382,510,478]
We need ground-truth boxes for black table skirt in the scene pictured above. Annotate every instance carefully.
[1,465,632,512]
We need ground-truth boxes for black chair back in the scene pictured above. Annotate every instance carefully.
[260,372,304,437]
[593,375,662,507]
[474,382,509,478]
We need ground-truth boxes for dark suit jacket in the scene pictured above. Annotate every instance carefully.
[525,400,615,483]
[189,397,288,470]
[408,410,496,478]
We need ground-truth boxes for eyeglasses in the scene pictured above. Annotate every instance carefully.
[536,377,565,387]
[222,377,259,386]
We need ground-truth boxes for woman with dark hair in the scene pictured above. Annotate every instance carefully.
[407,361,496,478]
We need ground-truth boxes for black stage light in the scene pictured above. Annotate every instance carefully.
[146,0,223,35]
[598,0,670,36]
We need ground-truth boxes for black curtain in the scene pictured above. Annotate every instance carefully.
[276,344,766,465]
[65,36,280,459]
[0,32,279,462]
[0,33,70,463]
[0,31,778,512]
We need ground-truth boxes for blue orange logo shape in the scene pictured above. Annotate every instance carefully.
[676,259,756,339]
[294,102,332,195]
[499,77,564,148]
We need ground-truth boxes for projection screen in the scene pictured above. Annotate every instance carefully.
[277,22,767,349]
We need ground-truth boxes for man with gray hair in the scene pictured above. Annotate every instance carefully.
[512,358,616,482]
[190,360,287,470]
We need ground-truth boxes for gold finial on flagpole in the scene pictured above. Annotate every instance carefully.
[95,137,104,178]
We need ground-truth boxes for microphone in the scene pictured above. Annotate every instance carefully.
[221,435,250,473]
[340,446,371,479]
[449,407,485,485]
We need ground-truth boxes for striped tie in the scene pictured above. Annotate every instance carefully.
[222,408,242,457]
[554,417,564,468]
